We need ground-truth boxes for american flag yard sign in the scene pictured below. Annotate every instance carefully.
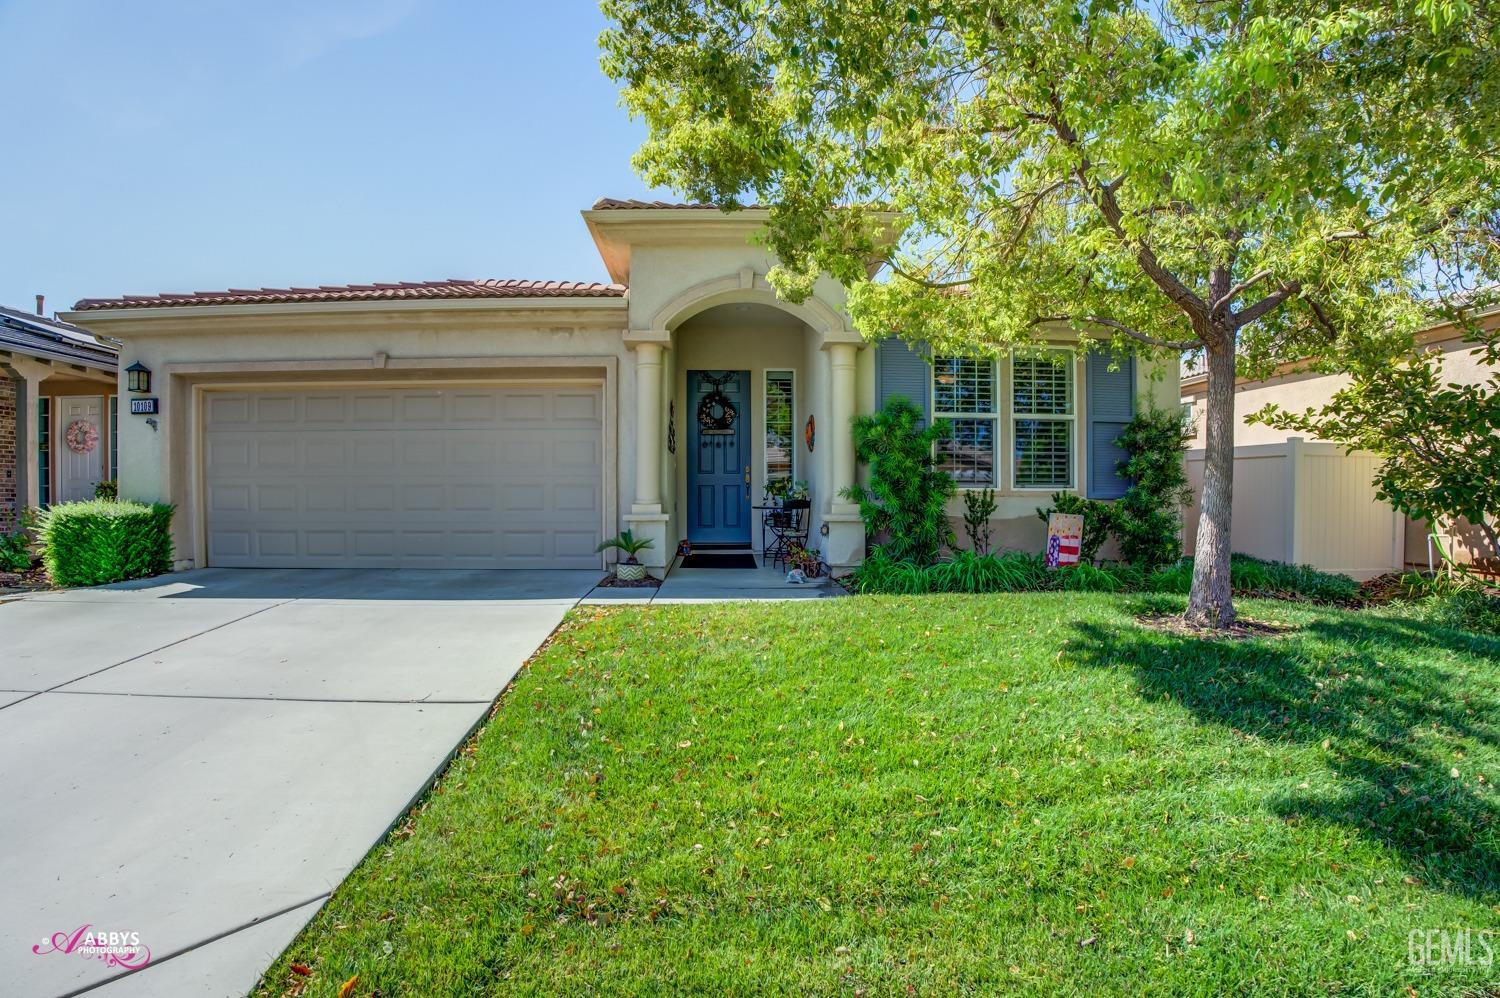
[1045,512,1085,568]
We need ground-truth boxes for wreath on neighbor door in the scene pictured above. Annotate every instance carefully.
[65,419,99,454]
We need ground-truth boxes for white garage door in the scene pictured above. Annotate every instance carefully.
[203,386,603,569]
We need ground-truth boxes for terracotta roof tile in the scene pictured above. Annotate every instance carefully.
[72,278,626,311]
[591,197,761,210]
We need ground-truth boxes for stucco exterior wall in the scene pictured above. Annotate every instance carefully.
[81,304,631,569]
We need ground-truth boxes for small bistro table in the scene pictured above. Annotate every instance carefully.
[754,499,811,569]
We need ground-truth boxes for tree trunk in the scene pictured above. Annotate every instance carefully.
[1185,335,1237,628]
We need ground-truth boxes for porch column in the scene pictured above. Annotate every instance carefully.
[827,341,858,513]
[633,341,664,512]
[5,360,50,512]
[622,332,671,573]
[821,339,866,570]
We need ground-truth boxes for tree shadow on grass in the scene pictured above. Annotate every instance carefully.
[1069,604,1500,904]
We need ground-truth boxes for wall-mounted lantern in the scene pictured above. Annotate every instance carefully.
[125,362,152,394]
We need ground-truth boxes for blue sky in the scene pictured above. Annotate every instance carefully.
[0,0,671,315]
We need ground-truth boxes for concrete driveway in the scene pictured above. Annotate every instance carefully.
[0,568,600,998]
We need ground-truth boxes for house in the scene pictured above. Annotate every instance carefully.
[1180,309,1498,577]
[61,200,1178,574]
[0,300,120,526]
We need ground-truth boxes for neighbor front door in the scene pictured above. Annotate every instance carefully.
[57,395,105,502]
[687,370,751,545]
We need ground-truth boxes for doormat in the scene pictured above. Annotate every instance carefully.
[679,552,758,569]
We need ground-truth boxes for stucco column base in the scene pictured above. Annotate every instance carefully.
[621,512,671,573]
[820,511,866,571]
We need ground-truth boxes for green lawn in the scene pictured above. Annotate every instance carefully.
[259,595,1500,996]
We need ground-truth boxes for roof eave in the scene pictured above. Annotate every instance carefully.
[60,294,629,325]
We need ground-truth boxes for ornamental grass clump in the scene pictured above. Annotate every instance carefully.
[38,499,174,587]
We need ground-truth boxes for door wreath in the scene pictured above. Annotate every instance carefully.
[65,419,99,454]
[697,373,738,436]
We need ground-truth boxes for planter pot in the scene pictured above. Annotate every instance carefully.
[615,562,647,582]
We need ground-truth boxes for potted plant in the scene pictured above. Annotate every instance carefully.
[596,530,654,581]
[784,541,824,578]
[763,479,811,507]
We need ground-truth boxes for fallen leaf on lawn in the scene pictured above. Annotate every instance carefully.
[1079,936,1096,948]
[337,975,359,998]
[290,963,311,976]
[1121,856,1136,869]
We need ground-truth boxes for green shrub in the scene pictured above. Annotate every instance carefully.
[844,396,955,565]
[851,550,1057,595]
[94,479,119,501]
[1035,492,1115,564]
[1147,554,1359,603]
[1056,562,1126,592]
[1424,587,1500,635]
[849,549,1360,603]
[1112,406,1193,569]
[0,527,32,572]
[962,488,997,555]
[39,499,174,587]
[846,550,931,594]
[923,550,1050,593]
[1391,572,1500,636]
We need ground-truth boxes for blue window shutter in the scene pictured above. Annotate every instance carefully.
[1086,352,1135,499]
[876,336,930,426]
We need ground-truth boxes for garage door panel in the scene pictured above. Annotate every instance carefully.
[554,391,601,421]
[203,387,603,569]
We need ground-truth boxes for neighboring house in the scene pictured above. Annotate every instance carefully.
[0,302,120,527]
[62,199,1178,574]
[1180,309,1498,578]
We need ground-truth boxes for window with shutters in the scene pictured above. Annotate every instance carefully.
[1012,351,1075,489]
[932,356,996,485]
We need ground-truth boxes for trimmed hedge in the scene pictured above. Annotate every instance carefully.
[848,551,1360,603]
[39,499,174,587]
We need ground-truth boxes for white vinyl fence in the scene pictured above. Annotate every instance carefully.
[1183,437,1403,580]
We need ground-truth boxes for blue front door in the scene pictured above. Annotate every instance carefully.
[687,370,751,545]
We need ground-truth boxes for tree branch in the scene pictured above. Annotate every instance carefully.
[1233,282,1302,328]
[1212,269,1273,312]
[887,263,971,290]
[1034,314,1200,351]
[1041,93,1210,322]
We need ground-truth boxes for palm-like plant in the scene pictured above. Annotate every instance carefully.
[596,530,653,565]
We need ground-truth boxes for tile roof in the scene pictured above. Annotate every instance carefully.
[591,197,762,210]
[0,304,118,369]
[72,278,627,312]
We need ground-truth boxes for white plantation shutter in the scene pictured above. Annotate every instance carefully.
[1012,352,1075,489]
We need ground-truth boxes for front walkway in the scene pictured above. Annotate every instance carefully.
[583,557,846,604]
[0,568,599,998]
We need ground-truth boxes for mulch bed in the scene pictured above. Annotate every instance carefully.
[594,573,660,589]
[1136,611,1296,641]
[0,565,54,594]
